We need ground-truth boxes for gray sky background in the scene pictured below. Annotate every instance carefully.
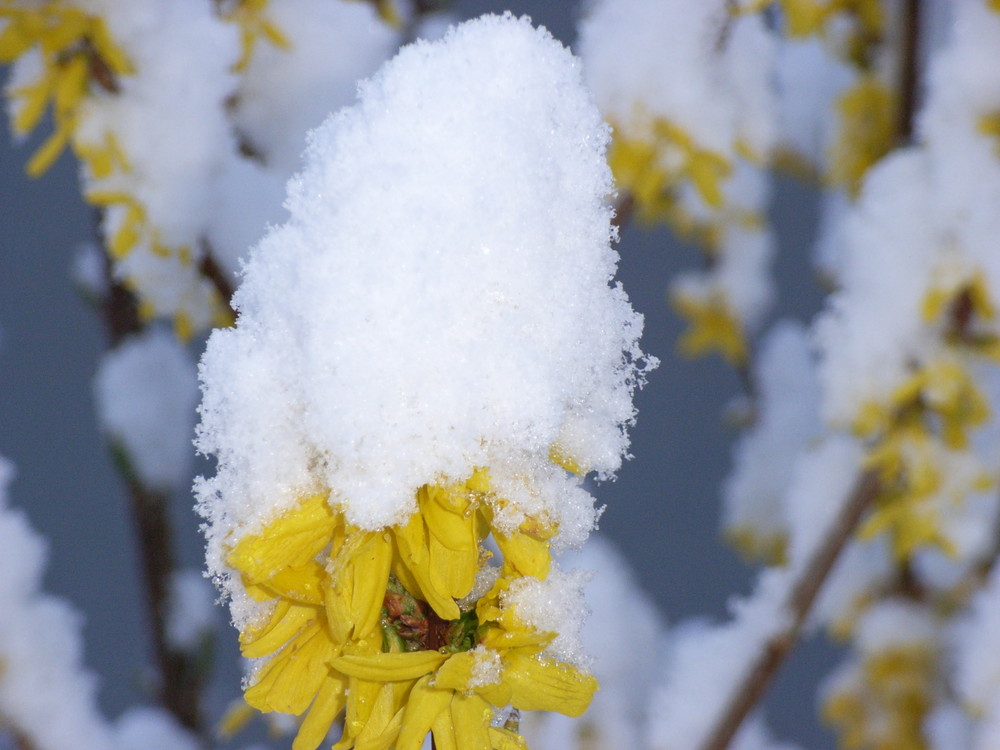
[0,2,838,746]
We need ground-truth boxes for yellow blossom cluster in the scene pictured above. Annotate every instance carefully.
[225,468,597,750]
[1,0,236,339]
[828,74,896,196]
[607,108,764,365]
[823,639,938,750]
[0,1,131,175]
[769,0,896,194]
[777,0,883,46]
[219,0,290,72]
[671,289,748,368]
[821,272,1000,749]
[607,117,731,228]
[852,276,998,561]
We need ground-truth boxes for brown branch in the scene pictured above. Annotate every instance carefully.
[198,240,237,313]
[699,469,882,750]
[697,3,925,744]
[98,241,207,736]
[122,477,205,732]
[896,0,921,145]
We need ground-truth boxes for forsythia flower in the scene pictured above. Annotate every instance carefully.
[607,116,731,226]
[671,288,748,366]
[227,472,597,750]
[829,75,897,196]
[219,0,290,72]
[823,644,937,750]
[0,1,132,175]
[849,275,998,561]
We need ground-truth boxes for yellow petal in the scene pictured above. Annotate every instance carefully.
[38,12,88,56]
[84,189,132,206]
[263,561,326,605]
[503,652,598,717]
[350,532,392,638]
[109,202,145,259]
[332,651,447,683]
[228,494,338,582]
[479,626,553,651]
[53,54,88,118]
[450,693,491,750]
[245,623,336,714]
[12,72,53,135]
[488,727,529,750]
[430,705,459,750]
[353,697,403,750]
[217,699,256,739]
[395,512,460,620]
[292,673,347,750]
[90,18,134,75]
[0,20,34,63]
[389,536,425,603]
[429,532,477,599]
[548,445,584,476]
[325,565,355,643]
[493,529,550,579]
[395,675,452,750]
[340,675,383,743]
[26,118,72,177]
[431,651,475,692]
[240,602,319,659]
[260,19,291,49]
[422,486,477,551]
[327,528,389,641]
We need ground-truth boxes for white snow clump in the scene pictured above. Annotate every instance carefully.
[196,13,654,603]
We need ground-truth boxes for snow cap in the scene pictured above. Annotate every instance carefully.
[196,13,653,584]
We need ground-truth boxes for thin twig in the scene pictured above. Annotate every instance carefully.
[98,248,207,736]
[698,3,924,745]
[122,476,205,732]
[896,0,921,145]
[699,470,881,750]
[198,240,236,312]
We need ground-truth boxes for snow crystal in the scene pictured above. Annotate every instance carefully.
[70,242,108,302]
[919,2,1000,302]
[503,566,593,669]
[196,14,653,605]
[815,150,940,423]
[925,702,974,750]
[467,645,503,689]
[204,157,289,279]
[774,38,853,170]
[94,328,199,492]
[783,436,890,632]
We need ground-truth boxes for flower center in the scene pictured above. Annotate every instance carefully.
[380,575,479,654]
